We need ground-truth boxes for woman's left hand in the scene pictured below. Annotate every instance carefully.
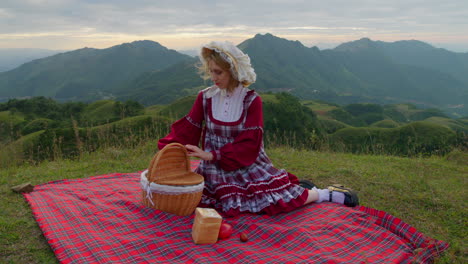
[185,144,214,161]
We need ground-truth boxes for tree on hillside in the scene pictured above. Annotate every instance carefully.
[263,92,324,147]
[409,108,448,121]
[114,100,145,119]
[2,96,61,120]
[343,103,385,125]
[328,108,366,127]
[344,103,383,116]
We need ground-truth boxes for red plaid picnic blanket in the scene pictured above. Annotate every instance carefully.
[24,161,448,264]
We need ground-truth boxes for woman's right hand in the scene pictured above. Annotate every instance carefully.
[185,144,214,161]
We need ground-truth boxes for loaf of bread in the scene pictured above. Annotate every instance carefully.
[191,207,222,244]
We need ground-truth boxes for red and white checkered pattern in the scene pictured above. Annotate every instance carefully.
[198,90,307,215]
[23,161,448,264]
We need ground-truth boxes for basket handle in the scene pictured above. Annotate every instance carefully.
[165,142,187,150]
[148,142,190,178]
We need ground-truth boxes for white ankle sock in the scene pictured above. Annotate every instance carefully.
[315,188,345,204]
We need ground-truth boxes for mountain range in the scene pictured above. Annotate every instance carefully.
[0,40,190,101]
[0,34,466,116]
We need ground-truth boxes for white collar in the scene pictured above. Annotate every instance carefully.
[203,86,220,98]
[204,84,246,99]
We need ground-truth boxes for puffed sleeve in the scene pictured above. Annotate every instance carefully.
[211,95,263,171]
[158,92,204,150]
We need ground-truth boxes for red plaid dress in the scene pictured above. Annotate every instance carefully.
[159,87,308,216]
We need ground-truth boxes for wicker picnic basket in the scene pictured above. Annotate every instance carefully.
[141,143,204,216]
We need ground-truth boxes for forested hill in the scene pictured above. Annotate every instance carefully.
[338,38,468,85]
[237,34,467,115]
[118,34,467,116]
[0,34,466,116]
[114,57,204,105]
[0,40,191,101]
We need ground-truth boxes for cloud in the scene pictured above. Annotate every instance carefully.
[0,0,467,51]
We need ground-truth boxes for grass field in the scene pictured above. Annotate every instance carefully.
[0,141,466,263]
[302,100,339,117]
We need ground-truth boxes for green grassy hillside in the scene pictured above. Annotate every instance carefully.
[423,116,468,133]
[370,119,400,128]
[0,143,465,263]
[0,110,25,144]
[80,100,120,125]
[1,96,466,168]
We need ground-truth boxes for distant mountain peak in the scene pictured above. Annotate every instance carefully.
[0,39,191,99]
[131,40,164,47]
[310,46,320,52]
[388,40,435,51]
[253,33,275,38]
[336,38,440,54]
[250,33,285,44]
[241,33,306,50]
[109,40,168,53]
[334,37,379,52]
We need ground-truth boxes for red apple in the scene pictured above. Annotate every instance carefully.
[218,222,233,239]
[240,232,249,242]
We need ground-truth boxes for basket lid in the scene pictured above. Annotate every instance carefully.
[148,143,204,186]
[155,171,203,186]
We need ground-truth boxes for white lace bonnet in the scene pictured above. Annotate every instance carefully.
[200,41,256,86]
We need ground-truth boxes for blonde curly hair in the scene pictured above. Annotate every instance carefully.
[198,47,251,93]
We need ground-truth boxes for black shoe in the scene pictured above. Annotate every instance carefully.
[328,184,359,207]
[299,179,317,190]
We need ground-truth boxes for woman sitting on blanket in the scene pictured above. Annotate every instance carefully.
[158,41,359,217]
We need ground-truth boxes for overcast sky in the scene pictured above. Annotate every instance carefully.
[1,0,467,52]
